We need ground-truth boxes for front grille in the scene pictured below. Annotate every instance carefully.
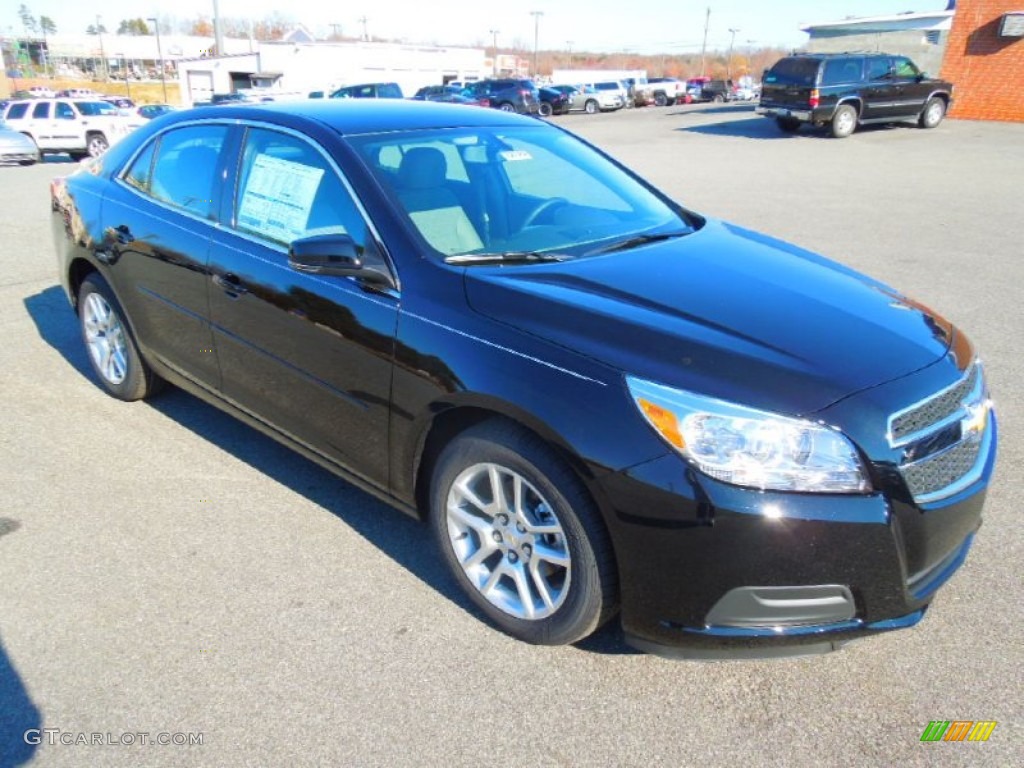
[891,362,990,504]
[902,436,983,499]
[890,364,979,444]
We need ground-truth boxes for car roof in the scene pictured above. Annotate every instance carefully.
[159,99,530,135]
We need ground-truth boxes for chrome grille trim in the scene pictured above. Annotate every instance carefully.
[901,430,987,504]
[888,363,981,448]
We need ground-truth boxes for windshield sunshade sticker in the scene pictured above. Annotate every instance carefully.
[499,150,533,162]
[238,154,324,243]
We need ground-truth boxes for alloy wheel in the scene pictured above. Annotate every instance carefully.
[82,291,128,385]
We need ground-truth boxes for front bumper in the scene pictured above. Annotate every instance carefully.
[597,415,996,658]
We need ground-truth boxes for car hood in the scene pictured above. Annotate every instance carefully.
[463,219,953,415]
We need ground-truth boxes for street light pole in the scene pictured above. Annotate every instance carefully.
[489,29,499,75]
[148,17,167,103]
[727,28,739,80]
[530,10,543,78]
[700,6,710,77]
[566,40,573,70]
[96,14,107,81]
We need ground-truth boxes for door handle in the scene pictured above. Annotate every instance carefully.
[213,272,249,297]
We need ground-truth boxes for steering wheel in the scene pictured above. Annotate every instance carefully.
[521,197,569,229]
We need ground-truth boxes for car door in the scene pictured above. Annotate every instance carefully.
[52,101,85,151]
[207,125,398,489]
[890,56,930,117]
[26,100,55,151]
[861,56,902,120]
[100,123,230,389]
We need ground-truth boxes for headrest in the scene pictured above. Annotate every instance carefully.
[397,147,448,189]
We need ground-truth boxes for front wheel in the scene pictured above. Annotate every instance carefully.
[86,132,109,158]
[78,274,161,401]
[653,92,668,107]
[583,99,598,115]
[497,101,516,113]
[919,97,946,129]
[430,421,617,645]
[830,104,858,138]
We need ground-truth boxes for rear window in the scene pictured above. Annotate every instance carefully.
[596,83,620,91]
[6,102,29,120]
[764,58,821,87]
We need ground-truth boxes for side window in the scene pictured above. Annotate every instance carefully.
[55,102,75,120]
[866,57,892,81]
[123,141,157,192]
[6,103,29,120]
[892,57,920,79]
[148,125,229,219]
[234,127,370,248]
[822,58,862,86]
[32,102,50,119]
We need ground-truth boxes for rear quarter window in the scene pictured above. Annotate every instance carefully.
[5,103,29,120]
[821,58,864,86]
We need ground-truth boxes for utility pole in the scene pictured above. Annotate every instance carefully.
[489,29,499,74]
[359,16,369,42]
[96,15,107,81]
[700,7,710,77]
[727,28,739,80]
[530,10,543,78]
[566,40,573,69]
[148,17,167,102]
[330,23,343,39]
[212,0,224,56]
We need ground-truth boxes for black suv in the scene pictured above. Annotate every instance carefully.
[696,79,733,103]
[757,53,952,138]
[464,79,540,115]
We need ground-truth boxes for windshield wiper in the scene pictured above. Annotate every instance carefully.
[444,251,572,266]
[587,230,691,256]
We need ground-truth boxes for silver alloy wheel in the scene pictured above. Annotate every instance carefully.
[924,100,943,127]
[87,134,108,158]
[834,107,856,137]
[82,292,128,385]
[445,462,571,620]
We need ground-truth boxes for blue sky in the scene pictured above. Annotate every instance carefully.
[2,1,945,52]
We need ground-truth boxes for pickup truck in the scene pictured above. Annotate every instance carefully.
[641,77,689,106]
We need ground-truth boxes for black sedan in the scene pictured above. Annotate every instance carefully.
[538,87,572,117]
[51,101,996,657]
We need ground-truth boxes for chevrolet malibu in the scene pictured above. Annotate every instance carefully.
[51,101,997,658]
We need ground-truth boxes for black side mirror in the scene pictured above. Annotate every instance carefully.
[288,234,393,286]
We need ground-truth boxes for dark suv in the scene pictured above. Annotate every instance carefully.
[695,79,733,103]
[464,79,540,115]
[757,53,952,138]
[330,82,404,99]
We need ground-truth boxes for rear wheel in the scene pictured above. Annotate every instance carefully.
[830,104,858,138]
[430,421,617,645]
[918,97,945,129]
[584,99,598,114]
[78,274,161,401]
[713,93,724,103]
[538,102,553,117]
[497,101,516,113]
[776,116,801,133]
[653,92,668,107]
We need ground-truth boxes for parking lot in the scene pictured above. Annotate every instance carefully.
[1,102,1021,766]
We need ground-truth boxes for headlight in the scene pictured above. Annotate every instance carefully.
[627,376,870,494]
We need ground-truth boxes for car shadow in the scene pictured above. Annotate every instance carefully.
[23,285,640,657]
[674,115,799,140]
[0,628,42,767]
[669,103,758,115]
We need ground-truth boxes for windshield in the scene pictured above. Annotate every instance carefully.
[347,125,694,259]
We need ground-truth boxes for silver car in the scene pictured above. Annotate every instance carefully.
[0,121,39,165]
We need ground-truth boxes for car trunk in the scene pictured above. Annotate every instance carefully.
[760,58,820,108]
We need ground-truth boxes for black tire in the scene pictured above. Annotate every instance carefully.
[830,104,858,139]
[497,101,516,113]
[18,159,37,166]
[919,97,945,129]
[78,274,161,401]
[584,99,598,115]
[713,93,724,103]
[776,116,801,133]
[429,420,618,645]
[538,102,553,117]
[86,132,109,158]
[653,92,668,107]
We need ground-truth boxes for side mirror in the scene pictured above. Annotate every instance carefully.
[288,234,393,286]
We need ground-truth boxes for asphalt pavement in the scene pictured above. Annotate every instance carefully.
[0,102,1021,767]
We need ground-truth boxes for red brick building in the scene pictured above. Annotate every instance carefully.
[941,0,1024,121]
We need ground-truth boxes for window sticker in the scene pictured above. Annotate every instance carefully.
[238,154,324,242]
[499,150,533,162]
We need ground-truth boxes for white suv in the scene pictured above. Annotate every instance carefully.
[2,98,133,159]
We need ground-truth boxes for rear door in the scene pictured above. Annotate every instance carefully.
[760,58,820,109]
[863,56,903,119]
[101,123,230,388]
